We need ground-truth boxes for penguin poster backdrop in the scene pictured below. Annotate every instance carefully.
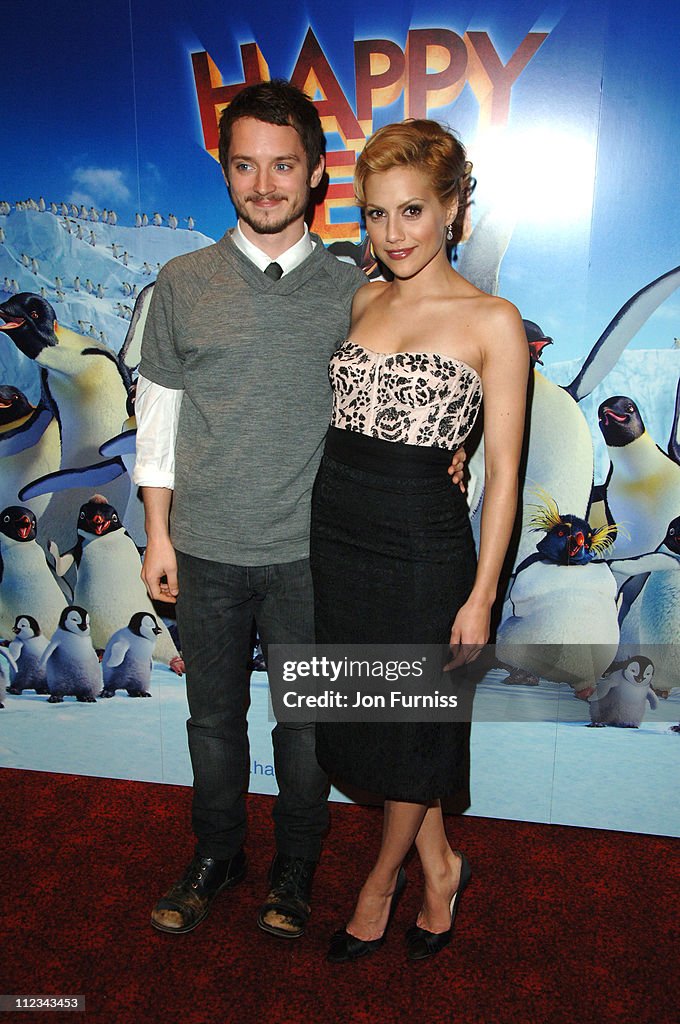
[1,0,678,836]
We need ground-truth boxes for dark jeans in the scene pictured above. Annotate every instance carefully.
[175,551,329,862]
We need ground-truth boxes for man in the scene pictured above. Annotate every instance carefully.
[134,80,464,939]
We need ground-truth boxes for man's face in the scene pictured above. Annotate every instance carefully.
[226,117,324,243]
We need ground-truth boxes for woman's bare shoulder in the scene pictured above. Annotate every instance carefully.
[471,293,525,340]
[351,279,390,317]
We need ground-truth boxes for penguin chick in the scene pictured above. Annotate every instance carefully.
[7,614,49,693]
[101,611,162,697]
[42,606,101,702]
[588,656,657,727]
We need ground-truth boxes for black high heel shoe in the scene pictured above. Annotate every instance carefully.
[406,851,471,961]
[326,867,407,964]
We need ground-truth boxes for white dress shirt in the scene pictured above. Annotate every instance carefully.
[132,223,315,488]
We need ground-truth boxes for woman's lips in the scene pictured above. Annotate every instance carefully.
[384,247,414,260]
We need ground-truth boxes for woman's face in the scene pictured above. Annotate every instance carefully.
[363,165,456,279]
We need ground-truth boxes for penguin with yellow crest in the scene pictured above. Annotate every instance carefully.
[496,491,620,696]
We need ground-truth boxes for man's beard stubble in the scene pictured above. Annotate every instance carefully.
[230,191,310,236]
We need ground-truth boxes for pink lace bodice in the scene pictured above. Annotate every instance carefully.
[329,340,483,449]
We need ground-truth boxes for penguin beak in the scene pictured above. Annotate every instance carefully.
[599,407,627,427]
[91,515,111,535]
[527,337,552,365]
[0,317,26,331]
[17,515,33,539]
[568,532,584,558]
[153,627,162,635]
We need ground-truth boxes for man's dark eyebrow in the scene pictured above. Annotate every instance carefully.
[230,153,302,162]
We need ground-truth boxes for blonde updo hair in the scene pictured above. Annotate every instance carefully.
[354,119,474,247]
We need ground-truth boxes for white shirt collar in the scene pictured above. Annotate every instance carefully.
[232,222,315,276]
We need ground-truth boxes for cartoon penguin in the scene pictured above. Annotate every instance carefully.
[0,293,131,549]
[101,611,162,697]
[605,516,680,695]
[7,614,49,694]
[0,645,18,707]
[19,284,155,552]
[595,395,680,561]
[42,606,101,702]
[0,385,60,522]
[588,656,657,727]
[0,506,67,641]
[496,493,620,695]
[52,495,178,663]
[467,267,680,567]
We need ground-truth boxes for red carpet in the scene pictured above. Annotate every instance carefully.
[3,768,677,1024]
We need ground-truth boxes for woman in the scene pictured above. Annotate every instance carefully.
[310,120,528,963]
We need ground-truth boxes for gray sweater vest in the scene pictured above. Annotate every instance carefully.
[139,232,366,564]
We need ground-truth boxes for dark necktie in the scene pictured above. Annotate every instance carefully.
[264,262,283,281]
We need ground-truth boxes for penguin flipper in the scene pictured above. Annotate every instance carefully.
[669,375,680,466]
[609,552,679,575]
[616,572,651,627]
[39,641,57,669]
[588,677,616,702]
[0,407,54,456]
[19,457,125,500]
[99,429,137,458]
[118,282,155,371]
[47,539,76,578]
[104,639,127,669]
[0,647,18,673]
[456,208,516,296]
[588,480,611,531]
[564,264,680,401]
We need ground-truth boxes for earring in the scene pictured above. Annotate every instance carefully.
[446,224,453,242]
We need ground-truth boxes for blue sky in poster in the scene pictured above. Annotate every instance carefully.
[2,0,679,360]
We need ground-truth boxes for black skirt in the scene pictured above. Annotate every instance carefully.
[310,426,477,802]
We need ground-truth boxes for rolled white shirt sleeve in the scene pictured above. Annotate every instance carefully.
[132,375,183,488]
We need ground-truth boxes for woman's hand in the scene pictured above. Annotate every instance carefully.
[445,598,490,669]
[447,446,466,491]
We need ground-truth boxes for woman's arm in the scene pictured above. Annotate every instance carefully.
[449,299,529,660]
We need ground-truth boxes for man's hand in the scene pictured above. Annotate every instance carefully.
[141,534,179,603]
[448,446,467,492]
